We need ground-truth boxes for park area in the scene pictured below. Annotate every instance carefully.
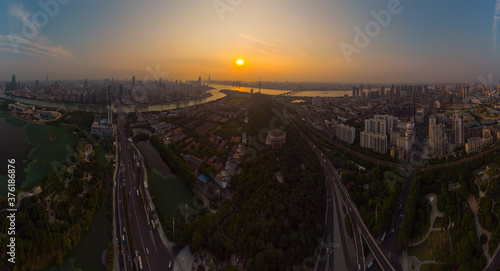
[408,230,451,268]
[149,169,194,221]
[0,110,77,190]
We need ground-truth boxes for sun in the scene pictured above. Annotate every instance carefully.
[236,59,244,65]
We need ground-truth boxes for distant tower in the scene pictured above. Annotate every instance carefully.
[108,105,113,124]
[454,114,464,146]
[198,76,201,84]
[132,75,136,88]
[259,78,261,93]
[11,75,16,91]
[84,79,88,88]
[390,85,394,104]
[46,75,48,84]
[208,75,211,84]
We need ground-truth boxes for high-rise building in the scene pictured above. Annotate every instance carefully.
[119,84,124,97]
[352,86,356,98]
[312,96,321,106]
[107,105,113,124]
[380,86,385,97]
[390,85,395,104]
[132,76,136,88]
[429,115,445,157]
[360,131,387,154]
[11,75,16,91]
[336,124,355,144]
[396,86,401,104]
[454,114,464,147]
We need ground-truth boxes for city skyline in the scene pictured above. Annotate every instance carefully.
[1,1,500,83]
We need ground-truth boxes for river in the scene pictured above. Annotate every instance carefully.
[208,84,351,97]
[0,84,352,114]
[0,88,227,113]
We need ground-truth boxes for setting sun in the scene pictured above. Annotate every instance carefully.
[236,59,244,65]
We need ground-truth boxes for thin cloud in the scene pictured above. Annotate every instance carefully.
[9,5,30,21]
[239,33,310,59]
[239,33,277,48]
[0,47,48,59]
[493,0,500,51]
[1,4,74,60]
[0,35,74,59]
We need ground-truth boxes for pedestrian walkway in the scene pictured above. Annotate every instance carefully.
[408,194,446,247]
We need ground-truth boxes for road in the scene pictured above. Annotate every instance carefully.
[315,152,355,271]
[114,109,173,271]
[293,117,395,271]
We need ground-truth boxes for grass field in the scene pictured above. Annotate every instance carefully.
[5,116,28,128]
[25,123,49,145]
[49,125,68,138]
[433,216,448,229]
[0,110,12,118]
[97,145,108,165]
[22,161,53,190]
[408,230,451,262]
[22,133,77,190]
[150,169,193,221]
[0,111,80,190]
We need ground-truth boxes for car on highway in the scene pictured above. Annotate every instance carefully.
[169,261,172,268]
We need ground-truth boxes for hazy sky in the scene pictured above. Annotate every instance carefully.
[1,0,500,84]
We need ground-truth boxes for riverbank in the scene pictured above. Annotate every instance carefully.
[0,88,226,113]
